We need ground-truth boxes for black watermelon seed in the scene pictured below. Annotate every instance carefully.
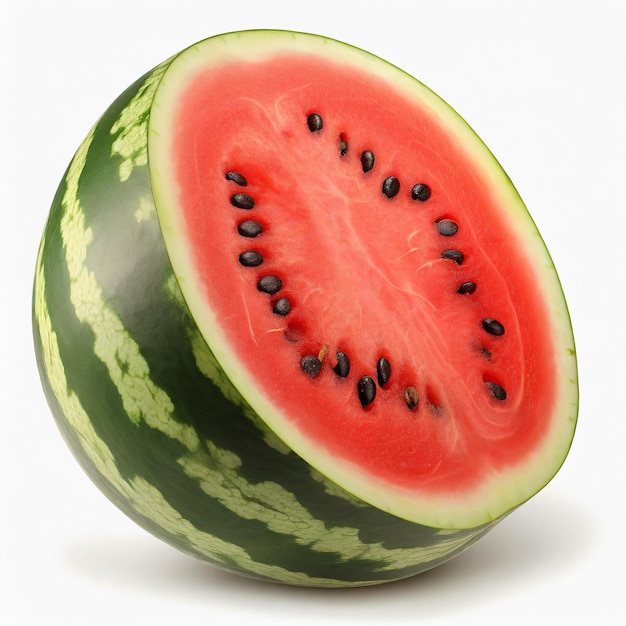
[239,251,263,267]
[441,249,464,265]
[231,193,255,209]
[225,171,247,186]
[436,219,459,236]
[301,355,322,377]
[238,220,263,237]
[257,275,283,295]
[333,352,350,378]
[486,381,507,401]
[339,137,349,156]
[272,298,291,316]
[480,346,492,360]
[482,318,505,336]
[404,386,419,410]
[382,176,400,198]
[361,150,375,173]
[411,183,431,202]
[457,281,477,294]
[376,357,391,386]
[307,113,323,132]
[357,376,377,408]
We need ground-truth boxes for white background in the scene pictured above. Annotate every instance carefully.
[1,1,625,624]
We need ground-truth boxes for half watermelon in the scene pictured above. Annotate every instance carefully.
[33,30,578,587]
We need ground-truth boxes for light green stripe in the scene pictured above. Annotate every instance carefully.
[180,443,485,573]
[60,123,199,451]
[110,61,168,182]
[35,261,123,484]
[134,194,156,223]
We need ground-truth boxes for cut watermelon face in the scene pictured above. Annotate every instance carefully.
[34,30,578,586]
[149,31,577,529]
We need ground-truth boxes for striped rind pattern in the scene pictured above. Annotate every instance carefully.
[33,58,496,587]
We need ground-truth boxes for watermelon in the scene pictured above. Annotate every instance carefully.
[33,30,578,587]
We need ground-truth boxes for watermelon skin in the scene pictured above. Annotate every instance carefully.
[32,56,498,587]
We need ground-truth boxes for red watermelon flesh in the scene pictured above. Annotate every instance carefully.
[149,32,577,528]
